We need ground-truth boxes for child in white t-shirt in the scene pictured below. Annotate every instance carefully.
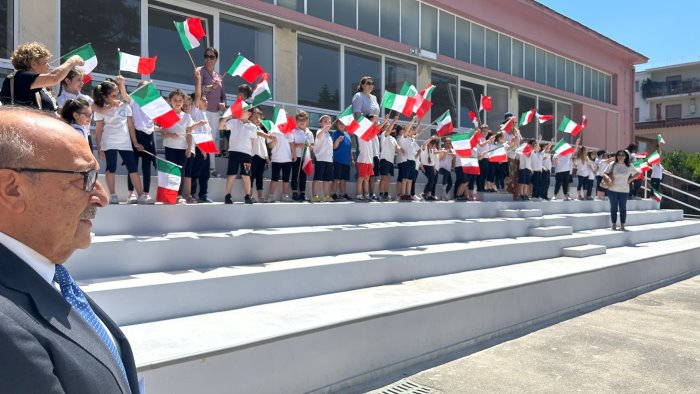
[267,125,293,202]
[162,89,199,203]
[311,115,335,202]
[290,111,315,201]
[219,106,258,204]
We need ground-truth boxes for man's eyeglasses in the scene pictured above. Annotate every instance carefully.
[1,168,98,192]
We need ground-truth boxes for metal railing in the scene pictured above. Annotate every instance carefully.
[642,78,700,98]
[643,171,700,215]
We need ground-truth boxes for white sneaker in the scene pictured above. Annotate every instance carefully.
[109,194,119,205]
[177,196,187,204]
[137,194,155,205]
[127,193,138,204]
[282,195,293,202]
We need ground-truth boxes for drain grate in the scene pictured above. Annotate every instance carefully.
[377,380,436,394]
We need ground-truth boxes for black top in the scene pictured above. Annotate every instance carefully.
[0,70,57,112]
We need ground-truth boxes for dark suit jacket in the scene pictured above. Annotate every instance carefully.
[0,243,139,393]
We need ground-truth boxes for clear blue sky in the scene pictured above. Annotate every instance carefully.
[536,0,700,70]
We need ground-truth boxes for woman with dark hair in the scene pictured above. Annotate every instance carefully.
[197,47,227,160]
[352,76,380,118]
[602,150,638,231]
[0,42,84,111]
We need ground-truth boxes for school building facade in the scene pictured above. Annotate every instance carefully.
[2,0,646,149]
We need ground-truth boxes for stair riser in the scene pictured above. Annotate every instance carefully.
[131,248,700,394]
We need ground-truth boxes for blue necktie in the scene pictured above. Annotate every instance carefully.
[54,264,128,384]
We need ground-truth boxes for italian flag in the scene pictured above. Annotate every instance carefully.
[130,83,180,128]
[647,151,661,165]
[500,116,515,133]
[536,113,553,124]
[381,91,416,117]
[156,157,181,204]
[651,188,663,203]
[400,82,418,97]
[559,116,584,137]
[414,84,435,118]
[174,18,205,51]
[479,95,492,112]
[353,115,375,141]
[657,134,665,145]
[301,143,313,176]
[435,110,454,137]
[222,96,251,119]
[514,143,533,156]
[260,119,275,133]
[338,106,360,133]
[273,107,295,134]
[635,152,648,159]
[460,157,480,175]
[227,54,264,83]
[63,43,97,79]
[251,73,272,107]
[487,145,508,163]
[552,139,575,156]
[519,108,536,126]
[452,130,480,157]
[633,159,651,173]
[469,111,479,127]
[118,51,157,75]
[192,131,219,154]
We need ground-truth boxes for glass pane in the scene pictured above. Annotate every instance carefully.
[277,0,303,12]
[420,4,437,52]
[604,74,611,103]
[430,72,457,130]
[470,24,485,67]
[598,72,606,102]
[335,0,357,29]
[511,39,523,78]
[344,48,381,110]
[565,59,574,93]
[385,57,417,120]
[546,52,556,88]
[400,0,419,47]
[307,0,332,21]
[297,37,340,110]
[358,0,379,36]
[148,6,211,85]
[535,48,546,85]
[574,63,583,95]
[585,67,592,98]
[498,34,511,74]
[556,102,572,143]
[517,93,537,139]
[62,0,140,76]
[0,0,12,59]
[487,84,508,132]
[438,11,455,57]
[459,81,483,128]
[556,56,565,90]
[456,18,470,63]
[524,43,535,82]
[485,29,498,71]
[380,0,400,42]
[219,14,273,95]
[538,98,554,141]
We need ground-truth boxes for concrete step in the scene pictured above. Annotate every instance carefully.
[497,209,543,218]
[562,244,607,258]
[84,219,700,326]
[69,209,682,281]
[122,234,700,394]
[529,225,574,237]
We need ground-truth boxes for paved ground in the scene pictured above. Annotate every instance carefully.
[367,275,700,394]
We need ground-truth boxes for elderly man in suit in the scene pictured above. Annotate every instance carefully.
[0,106,138,393]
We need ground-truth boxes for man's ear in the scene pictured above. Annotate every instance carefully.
[0,170,28,213]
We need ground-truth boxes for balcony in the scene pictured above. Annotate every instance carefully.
[641,78,700,99]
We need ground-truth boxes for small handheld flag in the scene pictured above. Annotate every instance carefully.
[174,18,205,51]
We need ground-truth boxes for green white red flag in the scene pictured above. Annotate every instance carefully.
[460,157,480,175]
[469,111,479,127]
[646,151,661,165]
[63,43,97,83]
[399,82,418,97]
[251,73,272,107]
[302,142,313,176]
[381,91,416,117]
[435,110,454,137]
[657,134,665,145]
[500,116,515,133]
[651,188,663,203]
[451,129,480,157]
[559,116,584,137]
[352,115,375,141]
[414,84,436,118]
[487,145,508,163]
[156,157,181,204]
[222,96,252,119]
[118,51,157,75]
[514,143,533,156]
[633,159,651,173]
[519,108,536,126]
[273,107,295,134]
[227,54,264,83]
[129,83,180,128]
[552,139,575,156]
[536,113,553,124]
[174,18,205,51]
[479,95,492,112]
[338,106,360,133]
[192,130,219,154]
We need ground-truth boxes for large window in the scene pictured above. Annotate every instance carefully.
[484,29,498,71]
[148,5,212,85]
[430,71,457,128]
[545,52,556,88]
[334,0,357,29]
[400,0,419,48]
[565,59,575,93]
[556,56,565,90]
[538,98,555,141]
[517,93,537,139]
[470,24,485,67]
[456,18,470,63]
[61,0,140,76]
[438,11,455,58]
[358,0,379,36]
[524,44,535,82]
[498,34,511,74]
[486,85,508,132]
[297,37,340,110]
[307,0,332,22]
[380,0,400,42]
[459,81,483,129]
[0,0,12,59]
[511,39,523,78]
[420,4,438,53]
[277,0,303,12]
[585,66,593,98]
[344,48,381,109]
[535,48,546,85]
[385,58,417,120]
[219,15,273,95]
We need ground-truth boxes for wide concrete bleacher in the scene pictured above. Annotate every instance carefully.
[75,174,700,394]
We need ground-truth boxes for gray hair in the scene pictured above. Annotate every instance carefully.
[0,107,38,168]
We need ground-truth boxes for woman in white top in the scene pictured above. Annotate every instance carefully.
[573,145,591,200]
[92,79,145,205]
[311,115,335,202]
[603,150,638,231]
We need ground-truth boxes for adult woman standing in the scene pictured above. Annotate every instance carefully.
[602,150,638,231]
[197,47,226,168]
[352,76,381,199]
[0,42,84,111]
